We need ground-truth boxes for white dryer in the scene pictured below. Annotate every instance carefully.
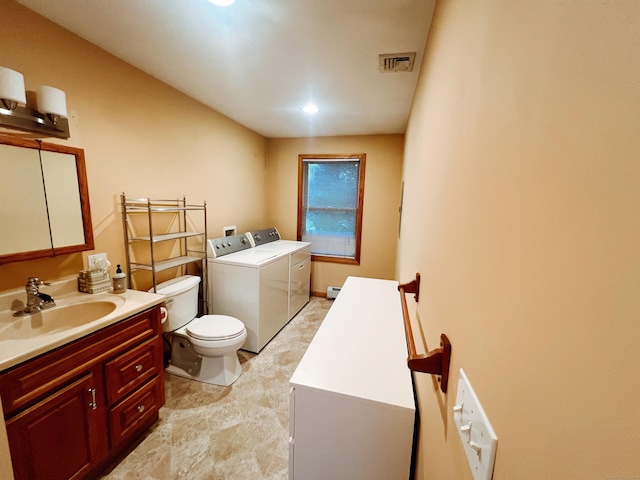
[207,234,289,353]
[246,228,311,320]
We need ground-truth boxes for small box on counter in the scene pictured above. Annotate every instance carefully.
[78,270,112,293]
[79,269,110,282]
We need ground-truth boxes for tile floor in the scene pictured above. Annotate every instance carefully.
[99,297,332,480]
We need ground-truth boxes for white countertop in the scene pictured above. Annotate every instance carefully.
[290,276,414,410]
[0,277,165,372]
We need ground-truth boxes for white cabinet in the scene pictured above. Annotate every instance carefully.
[289,277,415,480]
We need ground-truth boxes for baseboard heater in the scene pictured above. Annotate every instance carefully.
[326,286,341,299]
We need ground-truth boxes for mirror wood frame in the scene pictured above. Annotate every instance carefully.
[0,134,94,265]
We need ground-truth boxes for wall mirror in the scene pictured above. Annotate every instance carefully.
[0,134,94,264]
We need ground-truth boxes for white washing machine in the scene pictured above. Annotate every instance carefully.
[207,234,289,353]
[246,228,311,320]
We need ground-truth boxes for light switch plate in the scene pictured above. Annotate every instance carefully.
[453,369,498,480]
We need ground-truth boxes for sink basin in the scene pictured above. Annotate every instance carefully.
[0,301,118,340]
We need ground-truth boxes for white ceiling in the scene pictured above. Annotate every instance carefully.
[17,0,435,138]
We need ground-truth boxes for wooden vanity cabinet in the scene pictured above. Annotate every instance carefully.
[0,305,164,480]
[5,372,106,480]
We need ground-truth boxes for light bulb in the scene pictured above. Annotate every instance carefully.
[302,103,319,114]
[208,0,236,6]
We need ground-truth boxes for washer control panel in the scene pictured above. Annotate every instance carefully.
[248,227,280,246]
[207,234,252,257]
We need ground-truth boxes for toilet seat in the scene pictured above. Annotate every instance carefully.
[186,315,246,341]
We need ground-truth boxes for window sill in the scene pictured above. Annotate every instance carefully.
[311,254,360,265]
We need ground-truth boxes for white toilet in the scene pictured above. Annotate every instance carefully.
[155,275,247,386]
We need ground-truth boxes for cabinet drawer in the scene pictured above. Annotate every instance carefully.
[291,248,311,267]
[1,306,160,417]
[109,377,163,447]
[105,337,161,405]
[290,258,310,296]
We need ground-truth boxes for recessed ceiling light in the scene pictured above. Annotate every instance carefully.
[208,0,236,6]
[302,102,319,114]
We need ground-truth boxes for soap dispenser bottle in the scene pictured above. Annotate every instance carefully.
[112,264,127,293]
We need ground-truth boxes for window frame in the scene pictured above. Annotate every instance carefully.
[297,153,366,265]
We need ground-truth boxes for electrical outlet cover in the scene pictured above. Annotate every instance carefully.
[453,369,498,480]
[88,253,108,268]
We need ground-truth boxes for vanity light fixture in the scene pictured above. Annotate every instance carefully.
[302,102,319,114]
[0,66,70,139]
[37,86,67,125]
[0,66,26,110]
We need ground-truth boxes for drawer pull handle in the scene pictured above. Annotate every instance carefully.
[88,388,97,410]
[135,364,143,372]
[137,405,145,413]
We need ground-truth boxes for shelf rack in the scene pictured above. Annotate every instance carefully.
[121,194,208,312]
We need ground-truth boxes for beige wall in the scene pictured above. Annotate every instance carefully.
[266,135,404,295]
[399,1,640,478]
[0,0,267,291]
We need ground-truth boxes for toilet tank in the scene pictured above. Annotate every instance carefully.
[153,275,201,332]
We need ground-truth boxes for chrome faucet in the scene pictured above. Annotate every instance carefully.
[15,277,56,316]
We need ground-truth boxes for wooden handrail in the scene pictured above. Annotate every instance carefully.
[398,273,452,394]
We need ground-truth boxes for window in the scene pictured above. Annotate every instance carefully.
[297,154,366,264]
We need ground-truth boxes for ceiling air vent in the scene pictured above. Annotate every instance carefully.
[379,52,416,73]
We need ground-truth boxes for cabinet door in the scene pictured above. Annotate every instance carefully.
[5,373,103,480]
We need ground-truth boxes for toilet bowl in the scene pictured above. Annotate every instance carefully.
[153,275,246,386]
